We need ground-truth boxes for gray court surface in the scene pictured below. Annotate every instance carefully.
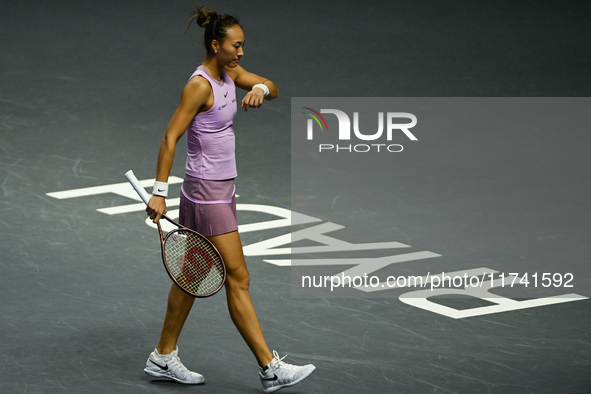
[1,1,590,393]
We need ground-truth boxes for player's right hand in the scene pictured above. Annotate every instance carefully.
[146,195,167,223]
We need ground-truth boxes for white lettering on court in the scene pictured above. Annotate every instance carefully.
[48,178,588,318]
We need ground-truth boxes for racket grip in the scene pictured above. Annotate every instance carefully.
[124,170,152,205]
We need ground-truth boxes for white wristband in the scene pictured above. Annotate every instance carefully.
[153,181,168,198]
[253,83,269,97]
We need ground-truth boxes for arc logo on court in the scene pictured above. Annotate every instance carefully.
[302,107,418,153]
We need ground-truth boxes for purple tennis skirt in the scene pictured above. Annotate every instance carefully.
[178,175,238,237]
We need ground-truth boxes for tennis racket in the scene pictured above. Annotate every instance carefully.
[124,170,226,297]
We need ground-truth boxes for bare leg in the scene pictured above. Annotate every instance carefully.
[156,283,195,354]
[208,231,274,367]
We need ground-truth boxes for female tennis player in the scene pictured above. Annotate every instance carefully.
[142,5,315,393]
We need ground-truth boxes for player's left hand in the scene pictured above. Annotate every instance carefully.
[241,87,265,111]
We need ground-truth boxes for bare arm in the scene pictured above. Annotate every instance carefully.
[225,65,278,111]
[146,77,211,222]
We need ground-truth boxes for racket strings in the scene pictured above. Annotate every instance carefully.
[163,230,225,296]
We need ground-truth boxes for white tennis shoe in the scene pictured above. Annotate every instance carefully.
[259,350,316,393]
[144,347,204,384]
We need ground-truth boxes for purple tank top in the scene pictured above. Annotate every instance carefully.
[185,65,238,180]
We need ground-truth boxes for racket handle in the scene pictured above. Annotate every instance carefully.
[124,170,152,205]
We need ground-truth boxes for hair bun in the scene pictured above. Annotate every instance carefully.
[186,5,241,54]
[192,6,218,29]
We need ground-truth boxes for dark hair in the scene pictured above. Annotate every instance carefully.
[187,5,241,54]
